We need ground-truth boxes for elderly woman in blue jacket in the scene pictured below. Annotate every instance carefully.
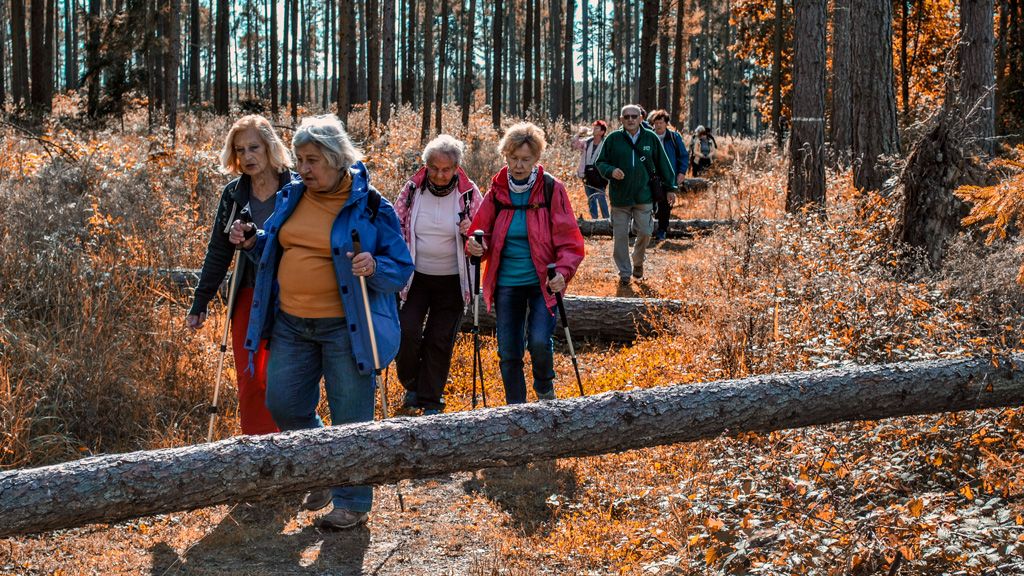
[230,114,413,530]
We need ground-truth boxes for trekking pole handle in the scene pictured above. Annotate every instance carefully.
[546,263,558,295]
[351,229,362,255]
[471,230,484,265]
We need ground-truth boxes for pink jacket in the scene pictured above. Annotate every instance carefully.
[395,166,483,305]
[468,165,586,311]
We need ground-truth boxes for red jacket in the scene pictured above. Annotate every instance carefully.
[468,165,586,311]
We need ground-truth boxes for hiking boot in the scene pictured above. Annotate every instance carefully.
[301,489,333,511]
[655,229,667,240]
[422,408,442,416]
[536,389,556,401]
[319,508,369,530]
[618,276,631,286]
[632,264,644,279]
[402,390,418,409]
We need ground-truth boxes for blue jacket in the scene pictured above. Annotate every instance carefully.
[660,129,690,179]
[243,161,414,375]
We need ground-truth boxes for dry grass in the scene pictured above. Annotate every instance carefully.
[2,99,1024,574]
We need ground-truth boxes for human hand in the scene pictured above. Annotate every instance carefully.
[676,173,686,186]
[458,218,471,236]
[229,220,257,250]
[612,168,625,180]
[466,236,485,257]
[667,192,676,206]
[546,272,565,294]
[186,313,207,331]
[347,251,376,277]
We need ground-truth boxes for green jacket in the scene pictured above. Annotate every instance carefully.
[595,126,677,207]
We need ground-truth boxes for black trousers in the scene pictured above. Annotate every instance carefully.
[396,272,465,410]
[654,196,672,233]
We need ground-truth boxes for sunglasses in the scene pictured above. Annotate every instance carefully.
[622,114,640,120]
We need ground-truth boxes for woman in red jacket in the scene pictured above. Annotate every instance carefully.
[466,123,585,404]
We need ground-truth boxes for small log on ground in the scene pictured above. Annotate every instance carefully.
[682,177,713,192]
[150,268,694,342]
[577,218,731,238]
[2,354,1023,538]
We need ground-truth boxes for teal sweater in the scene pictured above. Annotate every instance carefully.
[595,127,677,207]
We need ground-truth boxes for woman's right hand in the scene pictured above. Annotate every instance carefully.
[186,313,207,331]
[229,220,257,250]
[466,236,485,257]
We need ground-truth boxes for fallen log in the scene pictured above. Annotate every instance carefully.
[149,268,695,342]
[2,354,1022,538]
[577,218,731,238]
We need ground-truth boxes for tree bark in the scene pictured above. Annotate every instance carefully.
[5,353,1024,538]
[64,0,77,91]
[561,0,574,122]
[576,216,728,238]
[523,0,534,114]
[420,0,435,142]
[786,0,827,214]
[165,0,181,144]
[85,0,99,115]
[772,0,783,146]
[960,0,996,156]
[367,0,380,124]
[460,0,476,126]
[380,0,396,124]
[338,0,353,124]
[190,0,202,106]
[640,0,660,110]
[490,0,503,129]
[850,0,899,191]
[995,0,1007,135]
[671,0,686,126]
[30,0,45,106]
[550,0,561,119]
[214,0,230,114]
[434,0,449,133]
[830,0,851,167]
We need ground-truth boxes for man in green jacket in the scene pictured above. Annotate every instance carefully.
[595,104,677,285]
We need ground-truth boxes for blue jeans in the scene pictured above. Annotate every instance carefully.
[584,184,610,219]
[494,284,557,404]
[265,311,376,512]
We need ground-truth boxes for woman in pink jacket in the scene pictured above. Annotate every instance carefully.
[466,123,586,404]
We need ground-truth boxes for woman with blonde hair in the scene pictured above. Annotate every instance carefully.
[466,122,585,404]
[186,114,296,436]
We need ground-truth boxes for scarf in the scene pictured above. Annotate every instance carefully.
[508,167,538,195]
[425,173,459,197]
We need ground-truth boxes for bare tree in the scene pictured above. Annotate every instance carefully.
[851,0,899,192]
[960,0,996,156]
[460,0,476,126]
[786,0,827,214]
[830,0,852,166]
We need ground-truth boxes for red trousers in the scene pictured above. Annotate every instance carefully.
[230,288,279,435]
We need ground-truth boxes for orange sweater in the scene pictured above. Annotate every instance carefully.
[277,174,351,318]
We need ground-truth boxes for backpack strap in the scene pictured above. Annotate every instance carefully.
[492,173,555,214]
[366,186,382,224]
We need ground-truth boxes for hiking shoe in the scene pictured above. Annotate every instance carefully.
[632,264,644,279]
[319,508,369,530]
[422,408,442,416]
[402,390,418,409]
[655,229,667,240]
[301,489,333,511]
[536,389,556,401]
[618,277,631,286]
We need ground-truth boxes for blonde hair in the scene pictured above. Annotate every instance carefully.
[218,114,293,176]
[497,122,547,158]
[292,114,364,171]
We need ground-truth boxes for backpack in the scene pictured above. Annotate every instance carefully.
[492,173,555,215]
[366,185,382,223]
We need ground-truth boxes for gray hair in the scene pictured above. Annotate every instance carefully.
[620,104,642,118]
[421,134,465,166]
[292,115,364,171]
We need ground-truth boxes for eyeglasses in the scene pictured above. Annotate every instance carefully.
[622,114,640,120]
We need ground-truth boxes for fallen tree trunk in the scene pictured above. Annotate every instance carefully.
[577,218,731,238]
[2,354,1023,538]
[151,268,694,342]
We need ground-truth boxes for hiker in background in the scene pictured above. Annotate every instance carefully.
[648,110,688,241]
[465,122,585,405]
[394,135,483,416]
[571,120,610,219]
[186,114,296,436]
[595,105,677,286]
[691,125,717,177]
[231,114,413,530]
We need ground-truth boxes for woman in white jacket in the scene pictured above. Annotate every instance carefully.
[571,120,610,218]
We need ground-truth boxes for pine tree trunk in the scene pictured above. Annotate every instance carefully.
[523,0,533,114]
[900,0,909,117]
[30,0,45,106]
[771,0,783,146]
[166,0,181,144]
[64,0,77,91]
[281,0,289,109]
[550,0,561,119]
[5,354,1024,539]
[786,0,827,214]
[215,0,229,114]
[850,0,899,192]
[830,0,851,167]
[460,0,476,126]
[367,0,380,123]
[380,0,396,124]
[491,0,502,128]
[85,0,99,115]
[658,29,669,111]
[190,0,202,106]
[269,0,278,113]
[0,0,7,105]
[640,0,659,110]
[672,0,686,126]
[338,0,353,124]
[434,0,448,132]
[995,0,1007,135]
[420,0,435,141]
[289,0,298,123]
[960,0,996,156]
[562,0,574,122]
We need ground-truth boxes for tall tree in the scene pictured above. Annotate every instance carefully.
[166,0,181,142]
[523,0,534,114]
[338,0,353,123]
[830,0,852,165]
[491,0,503,128]
[995,0,1007,134]
[550,0,561,119]
[900,0,910,116]
[189,0,201,105]
[658,24,670,111]
[671,0,686,126]
[850,0,899,191]
[771,0,783,145]
[64,0,78,91]
[214,0,229,114]
[85,0,99,115]
[421,0,435,141]
[460,0,476,126]
[270,0,278,113]
[290,0,298,123]
[282,0,289,108]
[367,0,380,123]
[435,0,448,132]
[381,0,396,124]
[0,0,7,105]
[580,0,589,119]
[562,0,575,121]
[961,0,996,155]
[30,0,45,106]
[640,0,660,109]
[786,0,827,214]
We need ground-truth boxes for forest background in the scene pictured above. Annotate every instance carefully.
[4,0,1024,574]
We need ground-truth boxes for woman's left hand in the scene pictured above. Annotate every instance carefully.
[348,251,376,277]
[547,272,566,294]
[458,218,471,236]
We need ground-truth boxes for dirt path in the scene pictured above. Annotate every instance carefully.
[2,471,518,575]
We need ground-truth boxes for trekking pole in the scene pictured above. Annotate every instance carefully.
[206,207,254,442]
[352,229,405,511]
[351,230,390,417]
[471,229,487,408]
[546,263,586,397]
